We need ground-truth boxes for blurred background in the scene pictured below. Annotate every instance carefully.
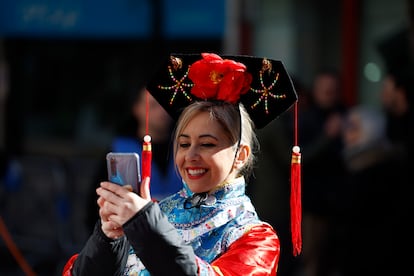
[0,0,412,275]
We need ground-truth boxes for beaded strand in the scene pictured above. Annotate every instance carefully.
[250,71,287,114]
[157,64,194,105]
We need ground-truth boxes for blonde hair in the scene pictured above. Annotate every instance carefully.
[173,101,259,178]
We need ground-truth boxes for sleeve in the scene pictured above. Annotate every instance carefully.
[62,221,130,276]
[205,224,280,276]
[123,201,198,275]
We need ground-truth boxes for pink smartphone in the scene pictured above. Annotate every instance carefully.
[106,152,141,192]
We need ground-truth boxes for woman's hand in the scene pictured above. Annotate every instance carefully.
[97,177,151,239]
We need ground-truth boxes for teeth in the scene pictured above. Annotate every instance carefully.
[188,169,206,176]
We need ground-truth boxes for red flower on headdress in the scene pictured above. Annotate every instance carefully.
[188,53,252,104]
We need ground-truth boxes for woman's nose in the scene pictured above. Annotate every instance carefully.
[185,146,200,161]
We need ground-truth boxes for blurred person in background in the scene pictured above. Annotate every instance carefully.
[378,68,413,270]
[380,68,414,170]
[375,6,414,270]
[377,0,414,173]
[86,87,182,234]
[338,105,407,275]
[298,68,347,276]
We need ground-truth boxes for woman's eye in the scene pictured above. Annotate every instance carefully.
[179,143,190,148]
[201,143,215,148]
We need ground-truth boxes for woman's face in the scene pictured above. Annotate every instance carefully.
[175,111,238,193]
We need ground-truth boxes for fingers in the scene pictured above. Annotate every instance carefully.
[140,177,151,200]
[99,199,126,234]
[97,197,105,208]
[100,219,124,239]
[99,181,129,198]
[96,180,151,227]
[97,182,131,209]
[99,199,117,220]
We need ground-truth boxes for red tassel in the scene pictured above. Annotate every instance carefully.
[142,89,152,187]
[290,146,302,256]
[142,134,152,185]
[290,100,302,256]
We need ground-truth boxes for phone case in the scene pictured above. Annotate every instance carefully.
[106,152,141,192]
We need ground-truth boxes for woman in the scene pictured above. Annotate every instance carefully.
[63,53,298,275]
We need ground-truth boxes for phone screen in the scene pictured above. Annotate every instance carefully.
[106,152,141,192]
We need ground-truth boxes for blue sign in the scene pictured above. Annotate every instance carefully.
[0,0,225,39]
[163,0,225,38]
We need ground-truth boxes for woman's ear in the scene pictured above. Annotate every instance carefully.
[234,144,250,168]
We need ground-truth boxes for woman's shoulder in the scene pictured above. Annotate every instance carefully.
[224,220,278,247]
